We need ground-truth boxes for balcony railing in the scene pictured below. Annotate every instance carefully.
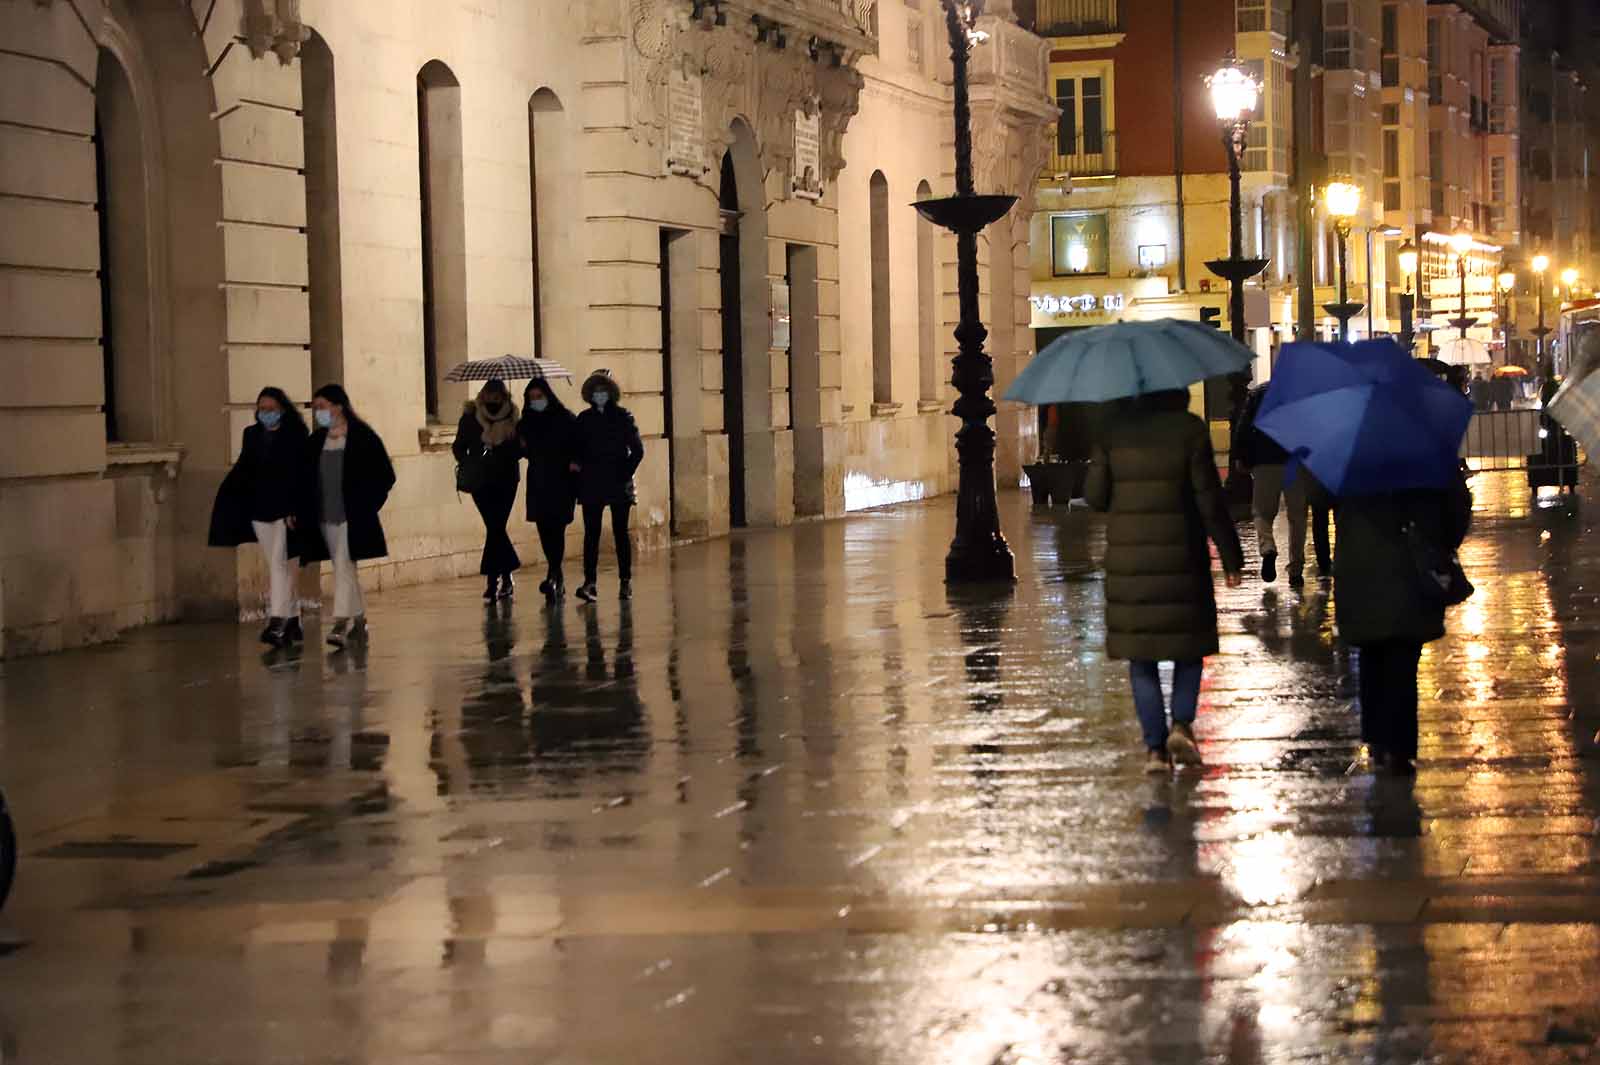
[1034,0,1119,36]
[1045,130,1118,180]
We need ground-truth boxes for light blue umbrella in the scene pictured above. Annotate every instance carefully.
[1002,318,1254,405]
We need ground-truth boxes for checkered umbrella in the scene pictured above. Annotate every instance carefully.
[444,355,572,382]
[1548,371,1600,458]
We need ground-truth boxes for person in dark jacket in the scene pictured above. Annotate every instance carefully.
[455,379,523,601]
[208,387,310,647]
[572,369,645,603]
[300,385,396,649]
[1326,474,1472,775]
[517,377,578,600]
[1086,390,1246,774]
[1234,384,1309,587]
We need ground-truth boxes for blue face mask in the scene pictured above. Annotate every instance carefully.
[529,398,549,413]
[592,391,610,409]
[314,408,334,429]
[257,409,282,429]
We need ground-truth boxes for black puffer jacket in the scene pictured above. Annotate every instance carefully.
[518,402,578,525]
[1086,392,1246,662]
[574,372,645,507]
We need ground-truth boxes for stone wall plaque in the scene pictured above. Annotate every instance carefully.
[667,69,704,175]
[792,108,822,200]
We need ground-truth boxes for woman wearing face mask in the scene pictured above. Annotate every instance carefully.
[299,385,396,649]
[454,378,524,601]
[572,369,644,603]
[516,377,578,600]
[208,387,310,647]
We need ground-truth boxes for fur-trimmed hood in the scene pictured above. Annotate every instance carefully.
[580,369,624,405]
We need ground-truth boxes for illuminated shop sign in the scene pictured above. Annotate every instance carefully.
[1030,293,1126,314]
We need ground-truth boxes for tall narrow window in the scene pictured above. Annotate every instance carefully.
[302,32,343,388]
[869,170,892,407]
[417,61,467,421]
[916,179,938,403]
[528,89,562,357]
[94,48,152,442]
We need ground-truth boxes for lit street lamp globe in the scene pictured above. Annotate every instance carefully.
[1207,62,1259,124]
[1397,240,1419,279]
[1324,180,1362,225]
[1450,230,1474,257]
[1498,270,1516,293]
[1562,267,1579,289]
[1532,253,1551,275]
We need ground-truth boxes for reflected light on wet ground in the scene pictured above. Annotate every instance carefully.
[0,472,1597,1063]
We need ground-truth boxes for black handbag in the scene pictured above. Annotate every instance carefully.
[1404,521,1474,606]
[455,446,489,495]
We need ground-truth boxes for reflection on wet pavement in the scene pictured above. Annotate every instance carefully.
[1,472,1598,1063]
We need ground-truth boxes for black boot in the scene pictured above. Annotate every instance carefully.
[497,573,515,600]
[484,575,499,601]
[259,618,287,647]
[283,617,304,644]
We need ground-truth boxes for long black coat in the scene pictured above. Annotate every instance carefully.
[208,421,309,554]
[1327,475,1473,646]
[298,421,396,564]
[517,406,578,524]
[573,405,645,507]
[1086,402,1246,662]
[454,403,522,490]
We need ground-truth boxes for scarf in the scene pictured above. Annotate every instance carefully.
[475,395,519,447]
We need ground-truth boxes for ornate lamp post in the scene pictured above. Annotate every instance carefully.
[1397,238,1419,353]
[1204,57,1268,422]
[1562,266,1580,304]
[1322,180,1364,342]
[1447,230,1478,339]
[915,0,1017,584]
[1497,267,1516,362]
[1532,253,1551,369]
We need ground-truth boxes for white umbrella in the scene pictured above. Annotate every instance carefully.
[1435,337,1491,367]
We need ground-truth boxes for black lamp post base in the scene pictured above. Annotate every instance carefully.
[1204,256,1270,283]
[1448,316,1479,333]
[946,536,1016,584]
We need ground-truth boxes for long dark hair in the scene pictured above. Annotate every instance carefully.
[257,387,308,435]
[313,383,364,428]
[522,376,572,418]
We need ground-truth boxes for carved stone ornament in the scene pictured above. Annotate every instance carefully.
[966,10,1055,224]
[627,0,873,191]
[242,0,307,64]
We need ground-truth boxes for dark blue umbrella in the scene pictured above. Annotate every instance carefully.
[1255,339,1472,496]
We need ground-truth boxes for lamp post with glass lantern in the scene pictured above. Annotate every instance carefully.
[1397,238,1419,352]
[1322,180,1364,342]
[1532,253,1551,370]
[1562,266,1579,304]
[914,0,1016,584]
[1447,230,1478,340]
[1497,268,1516,363]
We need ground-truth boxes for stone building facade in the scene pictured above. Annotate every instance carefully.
[0,0,1052,656]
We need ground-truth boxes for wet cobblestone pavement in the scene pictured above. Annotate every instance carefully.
[2,471,1599,1064]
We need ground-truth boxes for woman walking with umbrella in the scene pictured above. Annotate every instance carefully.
[208,387,310,647]
[573,369,644,603]
[300,385,396,649]
[517,376,578,600]
[454,378,524,601]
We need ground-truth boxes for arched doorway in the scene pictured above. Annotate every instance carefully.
[717,119,770,528]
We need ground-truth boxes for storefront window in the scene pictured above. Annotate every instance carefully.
[1051,211,1109,277]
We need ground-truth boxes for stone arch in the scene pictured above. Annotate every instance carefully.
[528,86,578,363]
[417,59,468,421]
[869,169,892,407]
[302,29,344,390]
[718,117,774,527]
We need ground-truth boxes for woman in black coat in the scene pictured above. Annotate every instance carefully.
[300,385,396,649]
[1325,473,1473,775]
[208,387,309,647]
[517,377,578,600]
[454,379,524,601]
[573,369,645,603]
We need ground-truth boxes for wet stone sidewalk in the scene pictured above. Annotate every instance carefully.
[2,471,1599,1064]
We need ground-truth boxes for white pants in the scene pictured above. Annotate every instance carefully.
[1251,463,1308,573]
[322,521,365,620]
[251,519,299,619]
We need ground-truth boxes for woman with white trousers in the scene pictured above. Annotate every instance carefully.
[299,385,396,649]
[208,387,310,647]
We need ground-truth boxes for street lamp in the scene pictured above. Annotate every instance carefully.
[1203,56,1268,423]
[914,0,1016,584]
[1562,266,1579,303]
[1532,252,1552,371]
[1397,238,1419,352]
[1447,229,1478,340]
[1322,180,1364,342]
[1498,268,1516,362]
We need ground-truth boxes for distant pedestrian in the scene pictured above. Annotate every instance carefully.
[572,370,644,603]
[1234,384,1309,587]
[1086,390,1246,773]
[300,385,395,649]
[208,387,309,647]
[1323,472,1472,776]
[1470,372,1490,411]
[455,379,523,601]
[517,376,578,601]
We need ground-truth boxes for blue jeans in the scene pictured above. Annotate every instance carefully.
[1129,659,1204,750]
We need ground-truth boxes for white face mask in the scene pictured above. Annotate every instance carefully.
[529,398,549,413]
[315,409,333,429]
